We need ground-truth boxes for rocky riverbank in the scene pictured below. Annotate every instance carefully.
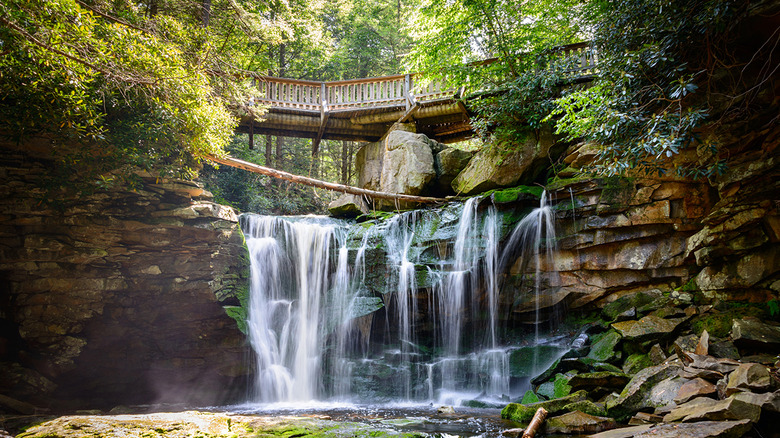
[501,292,780,437]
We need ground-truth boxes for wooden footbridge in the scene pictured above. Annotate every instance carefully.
[237,43,597,153]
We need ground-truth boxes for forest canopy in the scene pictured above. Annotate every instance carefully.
[1,0,774,209]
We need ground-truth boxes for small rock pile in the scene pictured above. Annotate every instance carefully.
[501,291,780,437]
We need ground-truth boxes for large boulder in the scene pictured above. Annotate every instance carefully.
[501,390,588,422]
[378,131,436,203]
[451,127,557,195]
[355,141,385,190]
[731,317,780,349]
[327,194,369,218]
[545,411,617,434]
[433,147,473,195]
[606,363,682,418]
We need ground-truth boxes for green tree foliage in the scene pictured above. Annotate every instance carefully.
[548,0,743,177]
[0,0,262,194]
[406,0,584,157]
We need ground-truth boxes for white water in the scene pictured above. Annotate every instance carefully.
[240,194,559,405]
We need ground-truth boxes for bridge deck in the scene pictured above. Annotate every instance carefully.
[237,43,597,149]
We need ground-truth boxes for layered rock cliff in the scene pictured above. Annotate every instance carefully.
[0,137,251,411]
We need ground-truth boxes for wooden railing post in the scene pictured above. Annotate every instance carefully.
[404,74,411,110]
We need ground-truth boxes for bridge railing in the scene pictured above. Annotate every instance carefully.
[251,42,596,113]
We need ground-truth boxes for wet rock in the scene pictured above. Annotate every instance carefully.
[623,353,653,375]
[695,330,710,355]
[731,317,780,349]
[606,363,682,419]
[587,330,623,363]
[588,424,653,438]
[437,405,455,414]
[545,410,617,435]
[569,371,630,390]
[327,194,369,218]
[521,390,540,404]
[741,354,777,365]
[733,390,780,413]
[501,427,524,437]
[628,412,663,425]
[510,345,568,379]
[601,290,664,321]
[674,377,718,404]
[563,400,607,417]
[15,411,417,438]
[709,340,740,360]
[663,394,761,423]
[501,390,587,422]
[649,344,668,365]
[688,353,741,374]
[631,420,752,438]
[679,365,724,382]
[0,393,38,414]
[612,315,686,343]
[725,363,773,396]
[673,333,700,353]
[615,308,636,322]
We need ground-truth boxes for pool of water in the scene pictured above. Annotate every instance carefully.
[227,403,517,437]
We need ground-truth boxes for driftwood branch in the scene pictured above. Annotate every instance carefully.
[205,154,447,204]
[522,407,548,438]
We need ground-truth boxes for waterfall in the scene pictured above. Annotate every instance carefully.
[239,192,559,405]
[500,191,559,376]
[241,215,356,403]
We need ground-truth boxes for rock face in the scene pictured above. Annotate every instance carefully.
[0,140,251,410]
[379,130,437,202]
[353,128,471,209]
[451,127,558,195]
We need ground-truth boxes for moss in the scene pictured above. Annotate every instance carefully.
[553,374,572,398]
[521,390,540,404]
[563,400,607,417]
[586,330,622,363]
[691,305,764,337]
[490,185,544,203]
[501,390,588,422]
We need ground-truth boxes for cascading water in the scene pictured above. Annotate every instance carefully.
[239,192,562,406]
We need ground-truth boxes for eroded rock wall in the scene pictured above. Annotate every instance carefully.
[0,138,251,410]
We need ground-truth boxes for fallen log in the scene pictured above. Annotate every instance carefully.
[522,407,548,438]
[205,154,447,205]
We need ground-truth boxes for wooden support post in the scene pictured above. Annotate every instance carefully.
[248,119,254,150]
[403,74,412,111]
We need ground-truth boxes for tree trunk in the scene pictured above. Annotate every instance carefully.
[340,140,349,184]
[264,135,273,167]
[207,155,446,204]
[522,408,548,438]
[201,0,211,27]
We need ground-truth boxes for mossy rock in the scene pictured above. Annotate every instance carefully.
[601,290,664,321]
[563,400,607,417]
[521,390,540,404]
[586,330,622,363]
[691,307,764,338]
[568,371,630,390]
[554,374,573,398]
[490,185,544,203]
[622,353,653,375]
[501,390,588,422]
[509,345,568,378]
